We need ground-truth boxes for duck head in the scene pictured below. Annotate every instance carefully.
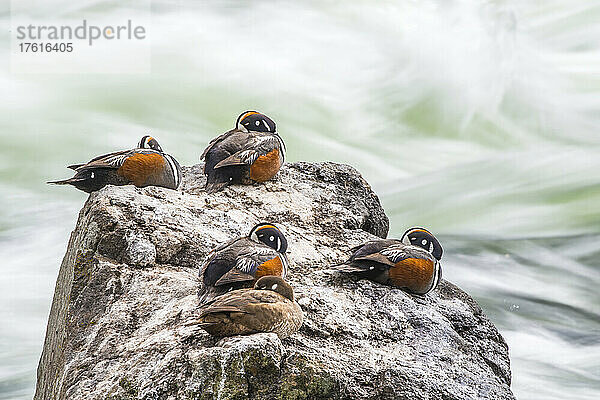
[138,135,163,152]
[236,111,277,134]
[401,227,443,261]
[249,223,288,253]
[254,275,294,301]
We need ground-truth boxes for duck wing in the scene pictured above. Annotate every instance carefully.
[200,129,237,160]
[214,134,283,169]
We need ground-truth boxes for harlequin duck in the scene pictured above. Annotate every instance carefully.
[198,223,289,305]
[48,135,181,193]
[193,276,303,338]
[201,111,286,193]
[335,227,443,295]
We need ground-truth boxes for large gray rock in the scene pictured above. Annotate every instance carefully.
[35,162,514,400]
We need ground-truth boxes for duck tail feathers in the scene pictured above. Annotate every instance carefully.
[47,177,86,185]
[205,180,230,194]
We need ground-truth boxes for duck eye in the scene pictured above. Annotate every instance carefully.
[255,120,260,126]
[271,284,278,290]
[421,239,428,246]
[269,235,275,242]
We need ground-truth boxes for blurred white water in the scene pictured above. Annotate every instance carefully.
[0,1,599,399]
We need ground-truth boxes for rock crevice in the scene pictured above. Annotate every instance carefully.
[35,162,514,400]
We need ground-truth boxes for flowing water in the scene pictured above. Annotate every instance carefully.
[1,1,599,399]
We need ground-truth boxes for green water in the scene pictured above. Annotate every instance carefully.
[1,1,599,399]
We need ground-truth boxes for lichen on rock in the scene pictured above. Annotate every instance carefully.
[34,162,514,400]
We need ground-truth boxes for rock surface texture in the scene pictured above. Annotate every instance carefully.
[35,162,515,400]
